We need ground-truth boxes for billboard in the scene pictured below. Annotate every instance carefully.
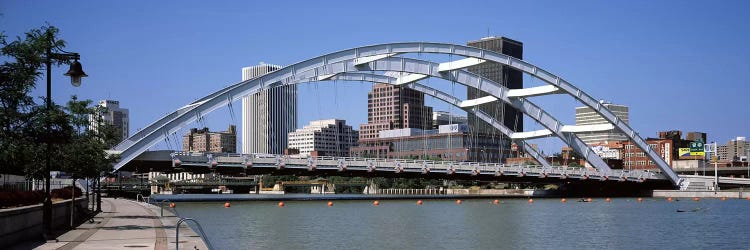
[679,147,705,157]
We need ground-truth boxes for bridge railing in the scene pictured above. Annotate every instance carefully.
[169,151,664,181]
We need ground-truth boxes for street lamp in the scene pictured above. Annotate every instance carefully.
[43,44,87,239]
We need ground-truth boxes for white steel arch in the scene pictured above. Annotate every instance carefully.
[111,42,682,187]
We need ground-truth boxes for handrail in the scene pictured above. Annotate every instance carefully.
[136,194,149,203]
[154,198,172,217]
[176,217,214,250]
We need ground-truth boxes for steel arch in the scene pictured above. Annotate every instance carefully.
[111,42,681,187]
[113,55,610,174]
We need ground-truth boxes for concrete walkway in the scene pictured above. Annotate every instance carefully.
[11,198,208,250]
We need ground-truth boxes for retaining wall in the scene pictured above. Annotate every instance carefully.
[0,198,89,248]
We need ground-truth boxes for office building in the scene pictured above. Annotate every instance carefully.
[287,119,359,157]
[466,36,524,134]
[182,125,237,153]
[89,100,129,145]
[359,83,433,140]
[241,63,297,154]
[718,137,750,162]
[432,111,468,129]
[575,101,629,145]
[351,124,507,162]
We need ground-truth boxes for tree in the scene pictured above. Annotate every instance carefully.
[1,25,116,183]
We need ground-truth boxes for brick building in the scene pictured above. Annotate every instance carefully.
[182,125,237,153]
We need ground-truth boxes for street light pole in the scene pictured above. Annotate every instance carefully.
[43,47,53,239]
[41,42,87,239]
[714,141,718,193]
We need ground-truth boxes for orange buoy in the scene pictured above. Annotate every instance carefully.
[456,199,462,205]
[587,198,593,202]
[169,203,176,208]
[667,197,673,202]
[373,200,380,206]
[721,197,727,201]
[417,200,423,205]
[693,197,700,202]
[527,198,534,204]
[605,198,611,203]
[746,197,750,201]
[327,201,334,207]
[561,198,567,203]
[224,202,231,208]
[278,202,285,207]
[492,199,500,205]
[637,197,643,203]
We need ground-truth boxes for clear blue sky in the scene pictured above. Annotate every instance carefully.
[2,0,749,153]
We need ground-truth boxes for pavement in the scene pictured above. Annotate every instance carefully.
[10,198,208,250]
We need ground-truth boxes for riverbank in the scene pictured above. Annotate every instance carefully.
[653,189,749,199]
[8,198,208,250]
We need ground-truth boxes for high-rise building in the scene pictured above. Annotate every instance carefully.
[466,36,524,134]
[182,125,237,153]
[241,63,297,154]
[287,119,359,157]
[575,101,629,145]
[358,83,433,140]
[89,100,129,145]
[718,137,750,161]
[432,111,468,129]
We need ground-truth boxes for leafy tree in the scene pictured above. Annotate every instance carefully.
[1,25,116,183]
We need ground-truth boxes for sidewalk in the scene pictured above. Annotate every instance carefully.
[10,198,208,250]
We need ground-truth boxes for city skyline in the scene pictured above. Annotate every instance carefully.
[4,1,749,153]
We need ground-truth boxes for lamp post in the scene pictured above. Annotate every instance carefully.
[43,44,87,239]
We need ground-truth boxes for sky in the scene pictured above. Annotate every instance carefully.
[2,0,749,154]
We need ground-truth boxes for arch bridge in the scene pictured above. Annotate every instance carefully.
[110,42,686,190]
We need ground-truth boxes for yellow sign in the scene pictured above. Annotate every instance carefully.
[679,148,704,157]
[679,148,691,157]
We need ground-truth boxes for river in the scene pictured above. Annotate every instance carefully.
[173,197,750,249]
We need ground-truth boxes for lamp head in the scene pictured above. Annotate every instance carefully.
[64,60,88,87]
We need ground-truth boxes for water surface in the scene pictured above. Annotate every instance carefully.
[174,197,750,249]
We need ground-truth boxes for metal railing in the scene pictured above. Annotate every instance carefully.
[176,217,213,250]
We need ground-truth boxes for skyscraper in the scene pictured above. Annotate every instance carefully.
[466,36,524,134]
[90,100,129,145]
[575,101,629,145]
[241,63,297,154]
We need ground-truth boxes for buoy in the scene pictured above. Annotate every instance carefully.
[456,199,462,205]
[527,198,534,204]
[278,202,285,207]
[561,198,567,203]
[693,197,700,202]
[746,197,750,201]
[637,197,643,203]
[605,198,611,203]
[721,197,727,201]
[373,200,380,206]
[667,197,673,202]
[492,199,500,205]
[417,200,423,205]
[587,198,593,202]
[224,202,231,208]
[327,201,334,207]
[169,203,176,208]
